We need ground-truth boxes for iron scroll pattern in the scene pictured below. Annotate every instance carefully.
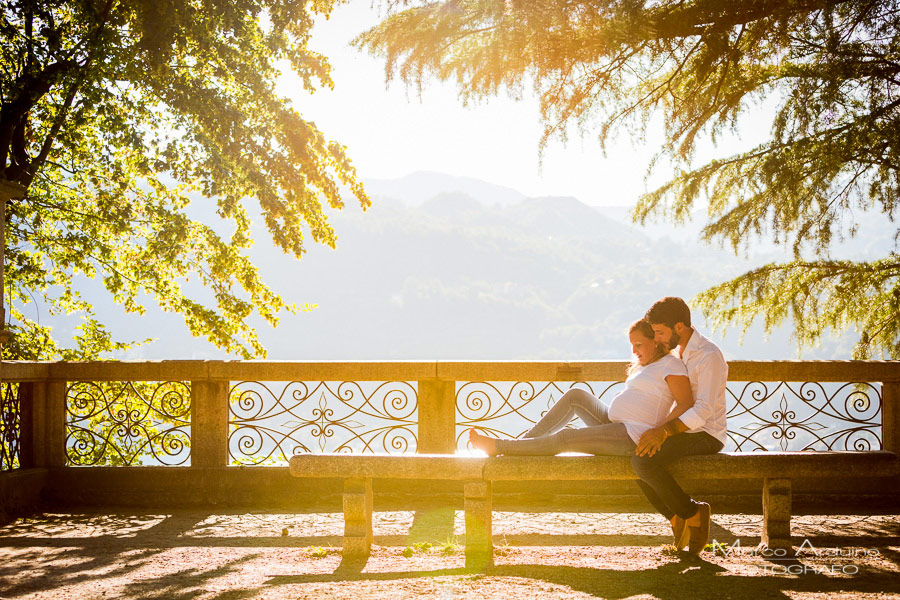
[456,381,626,449]
[229,381,418,465]
[0,383,20,470]
[66,381,191,466]
[726,381,882,451]
[456,380,883,452]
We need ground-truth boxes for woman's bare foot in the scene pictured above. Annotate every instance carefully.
[469,428,499,456]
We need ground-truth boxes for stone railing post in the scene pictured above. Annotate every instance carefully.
[882,380,900,453]
[417,378,457,454]
[190,379,230,467]
[28,380,67,468]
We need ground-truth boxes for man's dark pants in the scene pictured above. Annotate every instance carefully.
[631,432,723,520]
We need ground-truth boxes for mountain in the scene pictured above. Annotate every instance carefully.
[364,171,527,207]
[38,171,858,361]
[596,202,897,262]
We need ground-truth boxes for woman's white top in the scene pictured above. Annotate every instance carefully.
[607,354,688,443]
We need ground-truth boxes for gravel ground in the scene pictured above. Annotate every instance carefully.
[1,508,898,599]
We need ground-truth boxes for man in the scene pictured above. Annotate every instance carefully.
[632,296,728,555]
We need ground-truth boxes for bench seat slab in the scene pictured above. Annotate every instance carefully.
[290,454,486,480]
[481,451,899,481]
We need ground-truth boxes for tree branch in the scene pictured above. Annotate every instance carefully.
[649,0,848,40]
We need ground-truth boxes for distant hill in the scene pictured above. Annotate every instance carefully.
[365,171,527,207]
[595,201,896,262]
[44,171,860,361]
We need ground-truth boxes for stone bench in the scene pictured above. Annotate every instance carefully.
[288,451,899,568]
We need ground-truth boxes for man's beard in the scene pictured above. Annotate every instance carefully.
[668,330,681,350]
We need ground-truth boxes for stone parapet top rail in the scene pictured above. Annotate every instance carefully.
[1,359,899,382]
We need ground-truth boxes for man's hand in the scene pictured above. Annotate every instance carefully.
[636,426,667,457]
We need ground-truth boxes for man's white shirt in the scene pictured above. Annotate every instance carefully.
[677,328,728,446]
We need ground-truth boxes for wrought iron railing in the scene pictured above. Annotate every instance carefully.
[0,382,20,471]
[228,380,418,465]
[726,381,881,452]
[0,360,896,469]
[66,381,191,466]
[457,380,883,452]
[455,381,625,447]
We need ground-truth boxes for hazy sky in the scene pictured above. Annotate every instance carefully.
[283,2,771,208]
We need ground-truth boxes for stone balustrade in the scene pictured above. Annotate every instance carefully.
[1,359,897,469]
[0,359,897,513]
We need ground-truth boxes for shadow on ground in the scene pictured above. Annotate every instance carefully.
[3,508,899,599]
[263,554,900,600]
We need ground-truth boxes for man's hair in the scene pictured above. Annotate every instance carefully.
[645,296,692,328]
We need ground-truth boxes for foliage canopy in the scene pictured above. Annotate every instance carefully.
[357,0,900,357]
[1,0,368,359]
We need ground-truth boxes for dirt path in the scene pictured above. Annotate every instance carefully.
[1,509,898,599]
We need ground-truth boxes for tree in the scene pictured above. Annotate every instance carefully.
[1,0,368,360]
[356,0,900,358]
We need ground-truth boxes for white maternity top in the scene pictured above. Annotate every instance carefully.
[607,354,688,443]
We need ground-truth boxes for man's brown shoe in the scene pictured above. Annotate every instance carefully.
[671,515,689,550]
[687,502,711,555]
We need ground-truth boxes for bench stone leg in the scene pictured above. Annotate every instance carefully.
[343,477,373,559]
[464,481,493,569]
[762,477,792,550]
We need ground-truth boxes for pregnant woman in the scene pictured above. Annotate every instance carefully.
[469,319,694,457]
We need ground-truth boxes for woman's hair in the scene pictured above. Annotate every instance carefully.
[627,319,668,375]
